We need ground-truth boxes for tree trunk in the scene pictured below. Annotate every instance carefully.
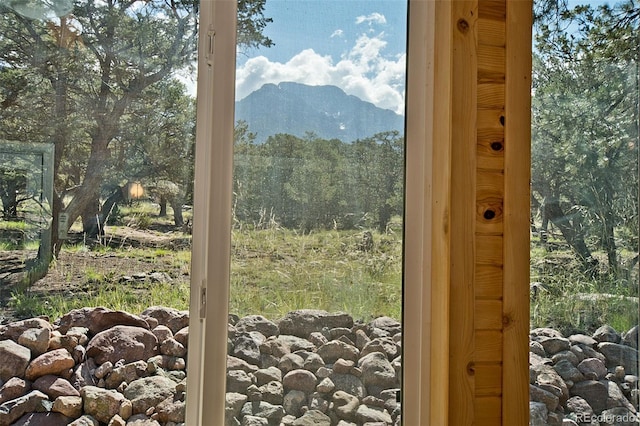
[159,197,168,217]
[544,198,598,275]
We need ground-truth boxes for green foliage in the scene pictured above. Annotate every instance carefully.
[531,0,639,275]
[531,233,639,335]
[233,130,404,232]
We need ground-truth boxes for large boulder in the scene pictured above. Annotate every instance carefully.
[86,325,158,365]
[278,310,353,338]
[57,307,149,335]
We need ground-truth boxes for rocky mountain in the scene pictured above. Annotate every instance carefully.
[235,82,405,143]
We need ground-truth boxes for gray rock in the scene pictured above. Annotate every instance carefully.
[598,342,638,375]
[283,369,317,394]
[360,337,398,360]
[105,360,147,389]
[154,394,186,423]
[124,414,161,425]
[330,374,365,399]
[160,338,187,358]
[80,386,126,424]
[140,306,189,334]
[529,401,549,426]
[605,380,635,412]
[227,355,259,374]
[225,392,248,423]
[566,395,594,418]
[0,318,52,342]
[599,407,638,425]
[291,409,331,426]
[275,335,317,353]
[0,377,30,405]
[236,315,279,338]
[0,340,30,382]
[359,352,397,393]
[278,310,353,338]
[240,401,285,423]
[68,415,99,426]
[593,325,621,344]
[52,395,83,418]
[296,351,325,372]
[123,376,176,415]
[174,327,189,348]
[355,404,392,424]
[255,367,282,386]
[259,381,284,405]
[278,354,306,374]
[242,415,269,426]
[570,380,608,413]
[86,325,158,365]
[233,333,263,365]
[551,350,579,366]
[622,326,638,349]
[569,334,597,347]
[227,370,254,394]
[530,384,559,412]
[531,364,570,403]
[0,390,49,426]
[530,341,546,357]
[283,390,307,417]
[332,390,359,421]
[316,341,359,365]
[538,336,571,354]
[308,392,329,413]
[577,358,608,380]
[553,359,585,383]
[17,327,50,357]
[368,317,401,336]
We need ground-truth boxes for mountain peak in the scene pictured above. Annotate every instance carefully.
[235,82,404,143]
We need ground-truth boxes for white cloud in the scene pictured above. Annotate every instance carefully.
[330,29,344,38]
[355,13,387,26]
[235,32,406,115]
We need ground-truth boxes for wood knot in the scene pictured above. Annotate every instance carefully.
[457,19,470,34]
[466,362,475,376]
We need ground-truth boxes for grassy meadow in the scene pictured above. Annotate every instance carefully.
[5,202,403,322]
[5,201,639,335]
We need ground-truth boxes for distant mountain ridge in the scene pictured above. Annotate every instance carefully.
[235,82,404,143]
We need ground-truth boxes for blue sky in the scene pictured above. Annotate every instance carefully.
[235,0,408,114]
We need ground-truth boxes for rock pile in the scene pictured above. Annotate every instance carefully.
[530,324,639,426]
[0,306,189,426]
[225,310,402,426]
[1,305,638,426]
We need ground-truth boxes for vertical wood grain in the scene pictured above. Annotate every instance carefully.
[503,0,533,425]
[449,0,478,424]
[430,1,453,424]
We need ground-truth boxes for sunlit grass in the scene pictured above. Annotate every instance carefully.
[9,281,190,320]
[530,235,639,335]
[229,227,402,321]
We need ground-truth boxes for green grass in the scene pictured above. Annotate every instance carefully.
[10,281,190,320]
[7,222,402,323]
[530,235,639,335]
[229,228,402,321]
